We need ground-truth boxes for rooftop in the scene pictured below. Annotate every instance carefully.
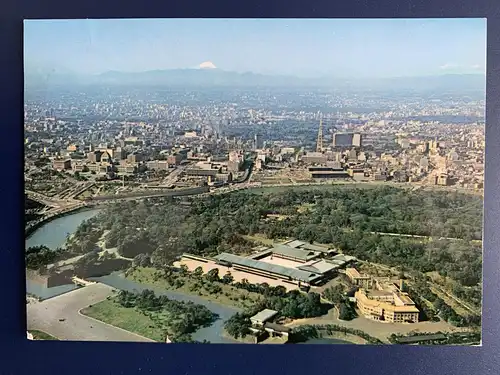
[395,293,416,306]
[263,322,291,333]
[299,243,332,253]
[214,253,322,283]
[272,245,318,261]
[325,260,346,267]
[356,289,420,313]
[346,268,362,278]
[331,254,356,263]
[285,240,307,248]
[367,290,394,297]
[248,249,273,259]
[297,260,338,274]
[250,309,278,324]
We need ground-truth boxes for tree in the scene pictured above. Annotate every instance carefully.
[221,271,234,284]
[133,253,151,267]
[25,245,61,270]
[224,313,252,339]
[193,266,204,279]
[338,303,356,321]
[179,264,189,277]
[433,298,445,311]
[205,268,220,283]
[322,285,344,305]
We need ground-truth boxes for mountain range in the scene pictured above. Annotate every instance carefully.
[24,66,486,92]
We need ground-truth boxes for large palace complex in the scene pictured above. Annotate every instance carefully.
[177,240,355,290]
[176,240,420,324]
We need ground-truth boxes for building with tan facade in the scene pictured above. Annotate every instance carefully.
[354,283,419,323]
[346,268,372,289]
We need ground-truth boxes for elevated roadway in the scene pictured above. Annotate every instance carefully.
[25,191,63,208]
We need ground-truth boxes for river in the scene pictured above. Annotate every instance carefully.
[26,209,101,250]
[25,208,349,344]
[91,273,240,344]
[25,208,240,343]
[25,209,102,299]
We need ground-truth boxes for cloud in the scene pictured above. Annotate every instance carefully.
[440,63,459,70]
[440,63,485,72]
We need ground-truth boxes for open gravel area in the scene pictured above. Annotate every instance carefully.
[27,283,154,342]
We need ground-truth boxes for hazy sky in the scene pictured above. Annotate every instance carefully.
[24,18,487,78]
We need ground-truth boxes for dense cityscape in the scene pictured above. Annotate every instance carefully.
[24,84,484,200]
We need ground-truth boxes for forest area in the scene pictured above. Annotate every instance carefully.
[70,186,483,305]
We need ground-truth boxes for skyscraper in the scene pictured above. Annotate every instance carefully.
[254,134,264,150]
[333,132,362,148]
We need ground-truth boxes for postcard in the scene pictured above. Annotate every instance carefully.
[25,18,484,346]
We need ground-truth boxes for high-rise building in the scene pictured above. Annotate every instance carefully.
[87,151,103,163]
[333,133,362,147]
[254,134,264,150]
[127,152,143,164]
[353,133,362,147]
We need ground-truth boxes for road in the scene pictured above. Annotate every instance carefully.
[160,165,187,187]
[27,283,154,342]
[431,284,480,315]
[345,228,480,243]
[25,190,63,208]
[285,307,469,343]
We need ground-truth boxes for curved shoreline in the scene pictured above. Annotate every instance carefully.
[25,205,96,238]
[315,331,369,345]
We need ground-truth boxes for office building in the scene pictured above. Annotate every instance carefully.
[333,133,362,147]
[352,133,362,147]
[435,174,450,186]
[114,147,127,160]
[254,134,264,150]
[147,160,169,171]
[301,152,327,165]
[227,160,241,173]
[87,151,102,163]
[167,154,183,166]
[127,152,143,164]
[52,159,71,171]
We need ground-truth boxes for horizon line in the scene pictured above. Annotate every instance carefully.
[25,67,487,80]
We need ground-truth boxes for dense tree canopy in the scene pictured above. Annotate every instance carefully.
[25,246,63,270]
[116,289,218,341]
[71,186,482,289]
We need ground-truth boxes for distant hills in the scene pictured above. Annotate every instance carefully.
[24,66,486,93]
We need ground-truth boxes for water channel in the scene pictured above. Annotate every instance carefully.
[25,207,349,344]
[26,209,101,299]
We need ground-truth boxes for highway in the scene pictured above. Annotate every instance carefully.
[160,164,187,187]
[25,190,62,208]
[27,283,155,342]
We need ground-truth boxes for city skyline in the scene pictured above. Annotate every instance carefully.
[24,18,486,78]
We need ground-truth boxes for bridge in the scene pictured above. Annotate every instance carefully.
[71,276,97,287]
